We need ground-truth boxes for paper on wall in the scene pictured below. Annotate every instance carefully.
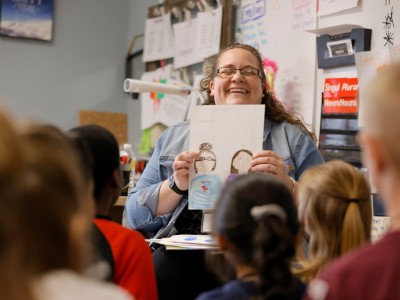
[143,13,174,62]
[318,0,359,17]
[173,18,203,69]
[371,216,391,243]
[140,65,191,129]
[196,5,223,59]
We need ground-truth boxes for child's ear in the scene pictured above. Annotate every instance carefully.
[111,168,123,189]
[359,133,386,192]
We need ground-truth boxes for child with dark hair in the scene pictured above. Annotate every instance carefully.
[196,173,305,300]
[68,124,157,300]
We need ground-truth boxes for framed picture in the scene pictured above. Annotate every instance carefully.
[0,0,54,42]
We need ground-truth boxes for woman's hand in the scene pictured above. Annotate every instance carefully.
[251,150,295,192]
[157,151,201,215]
[173,151,201,191]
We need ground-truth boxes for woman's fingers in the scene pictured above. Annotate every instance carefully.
[251,150,294,191]
[172,151,201,190]
[251,150,285,175]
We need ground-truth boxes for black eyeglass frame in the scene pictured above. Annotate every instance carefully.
[215,67,262,77]
[195,157,216,162]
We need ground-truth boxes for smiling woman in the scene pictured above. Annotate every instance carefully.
[209,48,263,105]
[123,43,324,300]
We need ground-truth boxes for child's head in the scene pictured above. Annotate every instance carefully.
[297,160,372,281]
[359,62,400,199]
[68,124,122,207]
[0,108,28,300]
[14,122,93,274]
[213,173,299,298]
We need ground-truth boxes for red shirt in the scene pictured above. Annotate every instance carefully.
[94,218,158,300]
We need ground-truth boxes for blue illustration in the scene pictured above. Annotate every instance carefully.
[189,174,221,210]
[189,142,222,210]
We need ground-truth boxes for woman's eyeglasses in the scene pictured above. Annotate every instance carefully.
[216,67,261,78]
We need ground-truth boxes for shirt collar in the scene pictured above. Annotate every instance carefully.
[263,118,271,142]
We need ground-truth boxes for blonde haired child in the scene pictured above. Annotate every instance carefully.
[294,160,371,283]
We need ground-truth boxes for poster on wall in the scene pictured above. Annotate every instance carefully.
[0,0,54,41]
[323,78,359,115]
[140,64,190,130]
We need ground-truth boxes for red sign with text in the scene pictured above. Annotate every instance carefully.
[323,78,359,114]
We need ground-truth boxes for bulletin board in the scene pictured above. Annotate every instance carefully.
[139,0,318,129]
[78,110,127,145]
[142,0,231,69]
[137,0,230,150]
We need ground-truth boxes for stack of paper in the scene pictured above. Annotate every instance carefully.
[147,234,219,250]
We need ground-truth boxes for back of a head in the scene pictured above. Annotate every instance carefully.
[0,110,24,186]
[15,123,90,274]
[362,62,400,171]
[297,160,371,278]
[68,124,121,200]
[0,108,30,300]
[214,173,299,299]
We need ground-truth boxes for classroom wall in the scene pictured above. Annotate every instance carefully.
[314,1,400,137]
[127,0,158,156]
[0,0,131,132]
[3,1,395,155]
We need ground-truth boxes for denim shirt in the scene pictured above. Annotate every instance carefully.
[123,119,324,238]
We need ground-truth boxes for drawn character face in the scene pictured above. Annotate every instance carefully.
[232,151,252,174]
[210,48,263,105]
[195,154,216,174]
